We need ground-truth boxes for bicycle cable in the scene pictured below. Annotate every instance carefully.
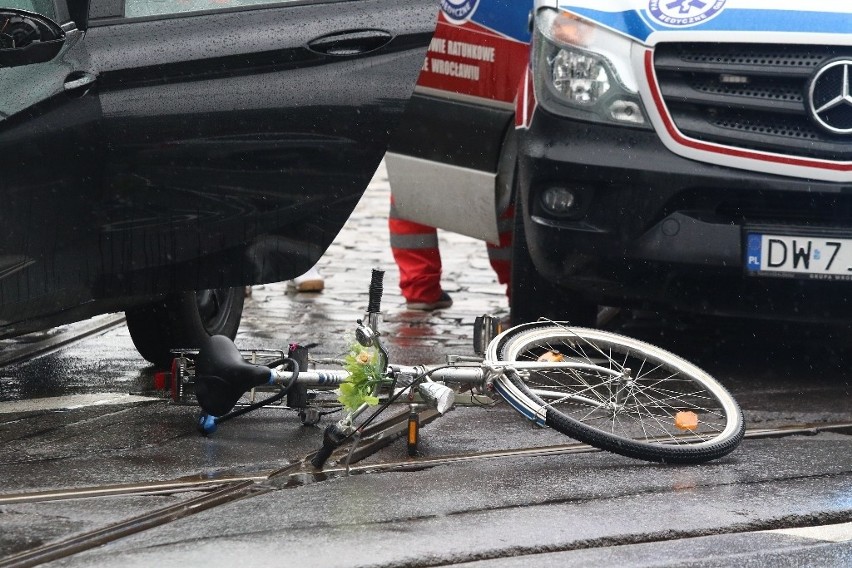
[214,358,300,425]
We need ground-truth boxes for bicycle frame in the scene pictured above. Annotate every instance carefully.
[268,315,626,452]
[172,325,626,427]
[268,362,620,402]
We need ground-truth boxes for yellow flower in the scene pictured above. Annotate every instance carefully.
[356,350,373,365]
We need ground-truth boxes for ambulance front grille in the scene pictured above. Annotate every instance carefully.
[653,43,852,161]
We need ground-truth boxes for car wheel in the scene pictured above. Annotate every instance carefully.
[126,287,245,367]
[510,198,598,326]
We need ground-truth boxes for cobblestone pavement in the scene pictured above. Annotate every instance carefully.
[238,159,510,366]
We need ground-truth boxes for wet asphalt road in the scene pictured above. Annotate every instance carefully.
[1,162,851,566]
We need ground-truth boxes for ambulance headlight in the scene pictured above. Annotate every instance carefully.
[551,49,611,105]
[533,8,649,128]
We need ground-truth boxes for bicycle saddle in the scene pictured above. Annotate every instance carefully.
[194,335,273,417]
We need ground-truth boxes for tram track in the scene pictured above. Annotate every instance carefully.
[0,480,267,568]
[1,419,850,508]
[0,315,126,368]
[1,417,850,567]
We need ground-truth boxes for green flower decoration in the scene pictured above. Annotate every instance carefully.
[338,342,382,411]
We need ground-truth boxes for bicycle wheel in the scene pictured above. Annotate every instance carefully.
[487,322,744,464]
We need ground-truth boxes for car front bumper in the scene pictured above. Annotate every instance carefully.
[517,108,852,321]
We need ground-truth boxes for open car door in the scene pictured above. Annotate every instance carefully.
[0,0,436,364]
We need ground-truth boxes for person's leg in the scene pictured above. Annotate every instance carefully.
[389,196,450,308]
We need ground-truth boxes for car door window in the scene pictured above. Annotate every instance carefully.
[124,0,301,19]
[4,0,55,18]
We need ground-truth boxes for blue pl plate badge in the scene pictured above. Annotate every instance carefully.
[746,233,762,272]
[647,0,727,27]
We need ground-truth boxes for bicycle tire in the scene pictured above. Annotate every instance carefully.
[487,322,744,464]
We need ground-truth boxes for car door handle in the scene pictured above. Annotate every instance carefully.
[307,29,393,57]
[64,71,96,94]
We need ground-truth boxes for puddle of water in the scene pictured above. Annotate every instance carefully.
[0,393,159,413]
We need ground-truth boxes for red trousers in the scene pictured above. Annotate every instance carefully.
[389,196,513,303]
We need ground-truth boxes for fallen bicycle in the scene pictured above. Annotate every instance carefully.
[166,270,745,468]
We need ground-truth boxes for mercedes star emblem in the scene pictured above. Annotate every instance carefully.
[808,59,852,134]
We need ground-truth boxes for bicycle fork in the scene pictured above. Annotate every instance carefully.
[311,269,388,469]
[309,269,495,469]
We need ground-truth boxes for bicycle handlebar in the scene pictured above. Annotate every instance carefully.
[194,335,274,417]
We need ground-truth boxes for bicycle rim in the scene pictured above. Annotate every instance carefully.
[487,322,745,464]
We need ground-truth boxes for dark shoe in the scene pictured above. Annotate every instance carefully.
[406,292,453,311]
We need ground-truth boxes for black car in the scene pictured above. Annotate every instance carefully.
[0,0,435,365]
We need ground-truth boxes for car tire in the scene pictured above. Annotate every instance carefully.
[126,287,245,367]
[510,198,598,327]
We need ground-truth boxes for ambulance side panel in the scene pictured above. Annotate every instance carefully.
[387,1,532,244]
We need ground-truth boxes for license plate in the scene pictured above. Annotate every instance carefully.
[746,233,852,280]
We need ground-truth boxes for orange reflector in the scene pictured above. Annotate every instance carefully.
[407,413,419,457]
[407,419,418,445]
[675,411,699,431]
[537,351,564,363]
[550,11,595,47]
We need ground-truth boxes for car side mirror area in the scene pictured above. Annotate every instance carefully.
[0,9,65,68]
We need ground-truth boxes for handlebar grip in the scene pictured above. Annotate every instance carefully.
[310,443,336,469]
[310,424,348,469]
[367,268,385,313]
[197,413,218,436]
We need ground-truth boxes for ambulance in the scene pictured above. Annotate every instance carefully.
[387,0,852,325]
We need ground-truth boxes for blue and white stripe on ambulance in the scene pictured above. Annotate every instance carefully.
[647,0,727,27]
[557,1,852,44]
